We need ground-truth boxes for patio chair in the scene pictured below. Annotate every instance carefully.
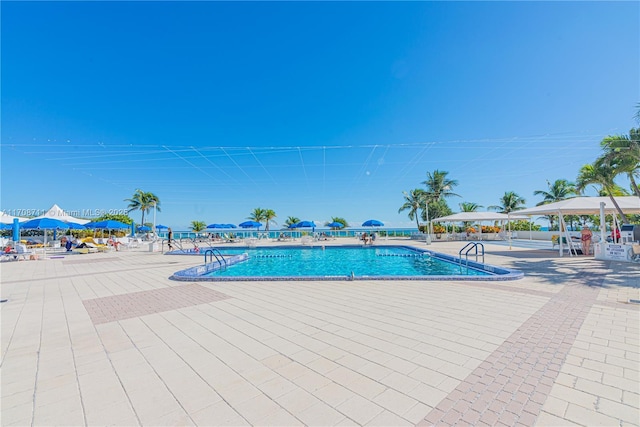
[15,244,38,260]
[82,238,111,252]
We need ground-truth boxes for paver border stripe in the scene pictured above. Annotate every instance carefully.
[418,263,611,426]
[82,284,232,325]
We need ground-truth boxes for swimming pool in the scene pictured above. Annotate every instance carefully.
[170,245,523,281]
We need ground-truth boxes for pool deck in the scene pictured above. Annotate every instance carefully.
[1,238,638,426]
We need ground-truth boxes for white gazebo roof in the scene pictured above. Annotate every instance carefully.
[33,204,91,224]
[434,211,530,222]
[517,196,640,216]
[0,211,28,224]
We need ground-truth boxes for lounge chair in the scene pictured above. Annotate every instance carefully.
[15,244,38,260]
[81,238,111,252]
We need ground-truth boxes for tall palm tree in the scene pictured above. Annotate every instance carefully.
[489,191,526,214]
[576,163,630,223]
[459,202,483,212]
[422,170,460,200]
[533,179,578,230]
[248,208,266,225]
[124,189,161,226]
[263,209,277,232]
[399,189,426,230]
[534,179,577,204]
[598,131,640,197]
[284,216,301,228]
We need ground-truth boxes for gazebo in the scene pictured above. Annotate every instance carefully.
[517,196,640,259]
[434,211,530,241]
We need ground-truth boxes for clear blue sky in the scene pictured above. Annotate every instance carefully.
[2,1,638,229]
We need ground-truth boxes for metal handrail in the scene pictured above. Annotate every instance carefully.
[204,248,227,271]
[459,242,485,272]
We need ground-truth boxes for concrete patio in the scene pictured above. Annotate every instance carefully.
[1,239,638,426]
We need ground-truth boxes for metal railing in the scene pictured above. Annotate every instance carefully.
[204,248,227,271]
[459,242,485,272]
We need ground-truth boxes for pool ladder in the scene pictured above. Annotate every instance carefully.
[204,248,227,271]
[459,242,484,273]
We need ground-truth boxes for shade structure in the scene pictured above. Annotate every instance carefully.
[0,223,13,230]
[155,224,168,230]
[362,219,384,227]
[435,212,530,222]
[32,204,90,224]
[295,221,316,228]
[85,220,131,230]
[66,222,87,230]
[20,218,70,230]
[239,221,262,228]
[207,223,236,229]
[137,226,151,232]
[20,217,70,248]
[516,196,640,216]
[327,222,345,228]
[0,211,28,224]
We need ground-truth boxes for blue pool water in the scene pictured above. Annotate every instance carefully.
[170,245,523,281]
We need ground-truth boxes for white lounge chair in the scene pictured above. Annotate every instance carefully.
[15,244,37,260]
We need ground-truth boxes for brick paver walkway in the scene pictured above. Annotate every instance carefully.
[83,284,231,324]
[418,263,612,426]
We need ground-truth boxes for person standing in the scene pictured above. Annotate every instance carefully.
[167,228,173,251]
[580,226,593,256]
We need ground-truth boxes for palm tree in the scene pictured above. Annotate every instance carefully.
[263,209,277,232]
[248,208,266,224]
[534,179,577,204]
[190,220,206,232]
[326,217,349,229]
[533,179,578,230]
[489,191,526,214]
[399,189,426,230]
[459,202,483,212]
[576,163,630,223]
[284,216,301,228]
[422,170,460,200]
[124,189,161,226]
[598,131,640,197]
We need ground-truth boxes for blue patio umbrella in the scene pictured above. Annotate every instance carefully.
[223,224,237,229]
[155,224,168,230]
[295,221,316,228]
[84,220,132,237]
[20,218,70,248]
[21,218,70,230]
[239,221,262,229]
[362,219,384,227]
[295,221,316,233]
[137,225,151,232]
[327,222,345,228]
[66,222,86,230]
[207,223,230,229]
[0,223,13,230]
[85,220,131,230]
